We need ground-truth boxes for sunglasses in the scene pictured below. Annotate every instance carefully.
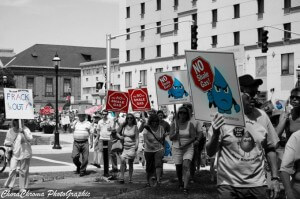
[290,95,300,101]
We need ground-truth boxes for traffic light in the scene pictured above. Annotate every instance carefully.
[261,30,269,53]
[96,82,104,90]
[191,25,198,50]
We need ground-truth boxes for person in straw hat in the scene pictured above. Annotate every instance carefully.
[70,107,93,177]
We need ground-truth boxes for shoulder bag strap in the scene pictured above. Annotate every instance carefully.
[145,125,163,145]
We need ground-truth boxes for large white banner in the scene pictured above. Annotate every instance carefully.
[185,51,245,127]
[4,88,35,119]
[155,70,191,106]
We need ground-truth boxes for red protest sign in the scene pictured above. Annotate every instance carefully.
[190,56,214,92]
[128,88,151,111]
[157,74,174,91]
[106,90,129,113]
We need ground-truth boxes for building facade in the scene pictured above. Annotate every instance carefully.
[80,58,120,106]
[7,44,118,112]
[119,0,300,109]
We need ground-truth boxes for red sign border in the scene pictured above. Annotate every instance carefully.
[128,88,151,111]
[106,90,129,113]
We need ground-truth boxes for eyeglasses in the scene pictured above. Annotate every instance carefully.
[290,95,300,101]
[127,117,135,120]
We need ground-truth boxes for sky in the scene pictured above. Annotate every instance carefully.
[0,0,120,53]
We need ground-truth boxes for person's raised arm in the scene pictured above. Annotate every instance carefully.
[206,113,224,157]
[275,112,289,137]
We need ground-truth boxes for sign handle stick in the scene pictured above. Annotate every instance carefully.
[19,119,22,132]
[173,104,181,146]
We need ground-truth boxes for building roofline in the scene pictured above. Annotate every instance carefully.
[8,65,80,70]
[79,57,119,67]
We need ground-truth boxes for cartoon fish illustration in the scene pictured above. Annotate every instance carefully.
[240,131,256,156]
[168,78,189,99]
[207,68,240,114]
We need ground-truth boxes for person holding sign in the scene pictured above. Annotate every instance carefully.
[4,119,33,192]
[169,106,196,195]
[206,75,280,199]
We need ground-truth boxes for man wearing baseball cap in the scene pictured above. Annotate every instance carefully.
[207,74,280,199]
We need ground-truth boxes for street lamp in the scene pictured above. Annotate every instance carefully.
[52,53,61,149]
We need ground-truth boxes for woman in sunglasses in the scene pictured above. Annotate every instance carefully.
[170,106,196,195]
[276,87,300,143]
[117,113,139,184]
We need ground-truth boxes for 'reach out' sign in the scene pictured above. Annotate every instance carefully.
[190,56,214,92]
[128,88,151,111]
[106,90,129,113]
[4,88,35,119]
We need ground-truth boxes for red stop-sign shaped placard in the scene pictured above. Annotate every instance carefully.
[128,88,151,111]
[106,90,129,113]
[157,75,174,91]
[190,56,214,92]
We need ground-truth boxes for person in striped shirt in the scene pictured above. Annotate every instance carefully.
[71,110,93,177]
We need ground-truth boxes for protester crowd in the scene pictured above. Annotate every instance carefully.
[3,74,300,199]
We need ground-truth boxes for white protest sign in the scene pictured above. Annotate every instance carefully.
[4,88,35,119]
[155,70,191,106]
[185,51,245,127]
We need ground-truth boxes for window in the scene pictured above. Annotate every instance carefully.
[281,53,294,75]
[284,23,291,40]
[126,50,130,62]
[212,9,217,27]
[192,0,197,7]
[257,0,264,18]
[174,18,178,32]
[192,14,197,25]
[284,0,291,13]
[141,3,145,17]
[141,25,145,38]
[126,28,130,40]
[86,78,88,82]
[45,78,53,96]
[141,48,145,60]
[212,35,217,47]
[174,42,178,55]
[157,0,161,10]
[255,56,267,77]
[125,72,132,88]
[96,77,99,81]
[157,22,161,34]
[126,6,130,18]
[234,31,240,45]
[174,0,178,10]
[257,27,264,44]
[234,4,240,18]
[172,66,180,71]
[63,79,71,96]
[96,68,99,74]
[140,70,147,86]
[156,68,163,73]
[156,45,161,57]
[27,77,34,95]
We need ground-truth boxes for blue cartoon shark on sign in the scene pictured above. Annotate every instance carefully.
[168,78,189,99]
[207,68,240,114]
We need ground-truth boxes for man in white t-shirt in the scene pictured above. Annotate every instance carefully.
[207,74,280,199]
[96,110,118,172]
